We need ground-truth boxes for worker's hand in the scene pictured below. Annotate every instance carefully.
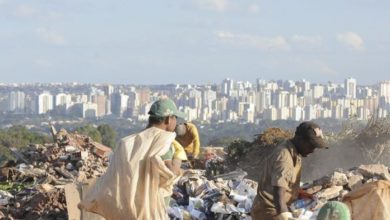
[193,154,199,159]
[298,188,314,199]
[275,212,296,220]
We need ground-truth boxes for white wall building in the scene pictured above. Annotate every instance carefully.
[37,92,53,114]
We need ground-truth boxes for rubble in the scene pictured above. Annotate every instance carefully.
[169,169,257,220]
[357,164,390,180]
[0,127,112,220]
[347,173,364,191]
[1,118,390,219]
[290,164,390,219]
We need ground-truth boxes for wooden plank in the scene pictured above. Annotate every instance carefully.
[64,183,81,220]
[65,180,105,220]
[81,179,106,220]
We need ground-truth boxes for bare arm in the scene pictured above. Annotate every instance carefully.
[273,186,289,214]
[171,159,182,176]
[164,160,173,171]
[191,126,200,158]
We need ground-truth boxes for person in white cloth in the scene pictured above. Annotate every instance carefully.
[78,97,186,220]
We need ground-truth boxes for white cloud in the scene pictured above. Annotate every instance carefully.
[291,35,323,46]
[193,0,228,12]
[13,5,37,17]
[248,4,260,14]
[216,31,234,39]
[337,32,364,50]
[215,31,289,51]
[35,28,67,46]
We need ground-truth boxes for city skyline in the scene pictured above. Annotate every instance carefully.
[1,0,390,84]
[2,78,390,123]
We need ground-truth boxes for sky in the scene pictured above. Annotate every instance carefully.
[0,0,389,85]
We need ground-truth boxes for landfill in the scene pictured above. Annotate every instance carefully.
[287,164,390,219]
[1,117,390,219]
[0,126,112,220]
[168,169,257,220]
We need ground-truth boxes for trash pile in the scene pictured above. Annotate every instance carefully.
[225,128,293,181]
[168,169,257,220]
[289,164,390,219]
[0,126,112,219]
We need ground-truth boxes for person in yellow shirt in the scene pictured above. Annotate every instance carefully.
[162,140,187,175]
[175,122,200,160]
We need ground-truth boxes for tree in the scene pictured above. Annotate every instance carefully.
[97,124,117,149]
[75,125,102,143]
[0,125,49,149]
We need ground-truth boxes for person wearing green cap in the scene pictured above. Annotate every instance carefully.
[317,201,351,220]
[78,97,186,220]
[147,97,187,174]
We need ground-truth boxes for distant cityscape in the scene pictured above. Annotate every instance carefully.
[1,78,390,123]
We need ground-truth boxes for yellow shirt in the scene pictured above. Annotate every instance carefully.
[175,123,200,158]
[172,140,187,161]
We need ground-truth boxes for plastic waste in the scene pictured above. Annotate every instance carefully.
[230,191,248,203]
[167,206,183,220]
[190,209,206,220]
[0,198,9,206]
[188,197,204,211]
[290,199,313,211]
[65,145,76,152]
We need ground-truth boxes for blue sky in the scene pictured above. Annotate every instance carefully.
[0,0,389,85]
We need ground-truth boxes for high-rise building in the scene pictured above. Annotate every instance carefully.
[278,107,290,120]
[243,108,255,123]
[286,93,297,108]
[137,88,151,106]
[304,105,316,120]
[82,103,98,118]
[332,104,344,119]
[55,93,72,106]
[202,89,217,108]
[127,91,140,117]
[345,78,357,99]
[379,81,390,98]
[8,91,25,112]
[291,106,304,121]
[312,84,324,99]
[263,106,278,120]
[103,84,114,97]
[91,94,107,117]
[276,91,289,108]
[37,92,53,114]
[255,89,271,113]
[111,92,129,117]
[221,78,234,96]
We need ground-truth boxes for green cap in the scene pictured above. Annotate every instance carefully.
[148,98,186,119]
[317,201,351,220]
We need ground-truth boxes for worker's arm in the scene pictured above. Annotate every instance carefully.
[273,186,289,214]
[171,159,182,176]
[190,124,200,158]
[270,149,295,216]
[161,146,174,172]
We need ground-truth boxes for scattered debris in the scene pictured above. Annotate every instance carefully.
[0,127,112,220]
[290,164,390,219]
[168,169,257,220]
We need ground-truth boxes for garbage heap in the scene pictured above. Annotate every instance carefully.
[0,127,112,220]
[168,169,257,220]
[289,163,390,219]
